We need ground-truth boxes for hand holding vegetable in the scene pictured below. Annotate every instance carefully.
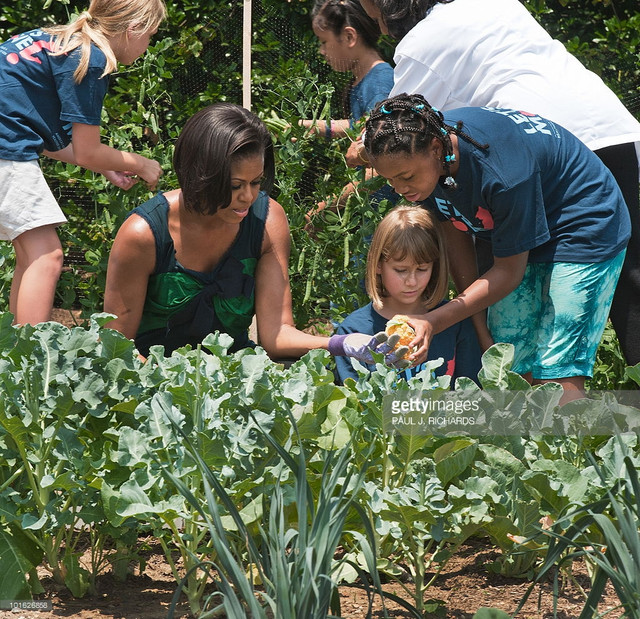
[328,332,411,369]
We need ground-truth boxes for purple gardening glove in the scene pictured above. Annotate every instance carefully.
[328,332,411,369]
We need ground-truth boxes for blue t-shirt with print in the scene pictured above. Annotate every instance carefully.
[350,62,399,208]
[422,107,631,263]
[350,62,394,125]
[0,29,109,160]
[334,301,481,385]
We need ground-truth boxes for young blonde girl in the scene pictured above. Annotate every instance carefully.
[334,204,481,384]
[0,0,166,325]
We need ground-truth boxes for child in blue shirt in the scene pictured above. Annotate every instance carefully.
[0,0,166,325]
[302,0,394,140]
[363,93,630,403]
[335,204,481,384]
[302,0,398,223]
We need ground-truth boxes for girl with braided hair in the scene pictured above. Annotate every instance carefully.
[354,0,640,367]
[0,0,166,325]
[364,93,630,403]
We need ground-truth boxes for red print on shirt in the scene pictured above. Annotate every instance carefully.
[446,357,455,376]
[5,38,52,65]
[475,206,494,229]
[452,219,469,232]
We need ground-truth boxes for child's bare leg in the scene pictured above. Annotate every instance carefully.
[11,225,64,325]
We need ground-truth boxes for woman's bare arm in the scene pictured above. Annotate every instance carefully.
[103,214,156,340]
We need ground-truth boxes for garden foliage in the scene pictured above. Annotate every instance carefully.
[1,317,640,616]
[1,0,640,615]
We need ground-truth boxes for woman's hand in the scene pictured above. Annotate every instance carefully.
[328,332,411,369]
[345,139,369,168]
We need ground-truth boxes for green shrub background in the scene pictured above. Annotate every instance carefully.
[0,0,638,384]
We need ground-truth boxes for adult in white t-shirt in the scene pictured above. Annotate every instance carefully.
[357,0,640,366]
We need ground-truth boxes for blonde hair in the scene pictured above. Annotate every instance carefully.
[365,205,449,310]
[45,0,166,83]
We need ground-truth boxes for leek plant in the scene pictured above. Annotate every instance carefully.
[163,409,390,619]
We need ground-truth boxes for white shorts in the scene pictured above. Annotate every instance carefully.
[0,159,67,241]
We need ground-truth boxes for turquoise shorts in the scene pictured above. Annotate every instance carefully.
[487,251,626,380]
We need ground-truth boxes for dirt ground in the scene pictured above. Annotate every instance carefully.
[2,537,624,619]
[51,308,86,328]
[18,311,620,619]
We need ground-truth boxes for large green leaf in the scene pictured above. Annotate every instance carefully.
[394,425,432,465]
[102,479,184,526]
[220,495,264,531]
[522,459,589,512]
[0,312,16,352]
[378,502,438,530]
[477,343,516,388]
[0,411,34,457]
[62,552,90,598]
[477,442,526,477]
[0,525,43,599]
[97,325,138,361]
[111,426,155,467]
[626,363,640,387]
[434,439,477,487]
[318,387,353,449]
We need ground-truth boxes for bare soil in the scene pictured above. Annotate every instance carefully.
[51,308,86,328]
[2,537,624,619]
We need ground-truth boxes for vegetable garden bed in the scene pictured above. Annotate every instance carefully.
[8,537,625,618]
[2,2,640,617]
[2,316,639,618]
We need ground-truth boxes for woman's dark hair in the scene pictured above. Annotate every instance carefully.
[369,0,453,40]
[173,103,275,215]
[364,93,488,189]
[312,0,381,50]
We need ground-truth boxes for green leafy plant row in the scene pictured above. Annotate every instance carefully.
[1,316,640,616]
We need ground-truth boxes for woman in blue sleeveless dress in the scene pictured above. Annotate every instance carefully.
[104,102,407,367]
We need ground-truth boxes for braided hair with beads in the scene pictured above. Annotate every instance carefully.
[363,93,488,190]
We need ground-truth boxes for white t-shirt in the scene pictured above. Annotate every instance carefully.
[390,0,640,155]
